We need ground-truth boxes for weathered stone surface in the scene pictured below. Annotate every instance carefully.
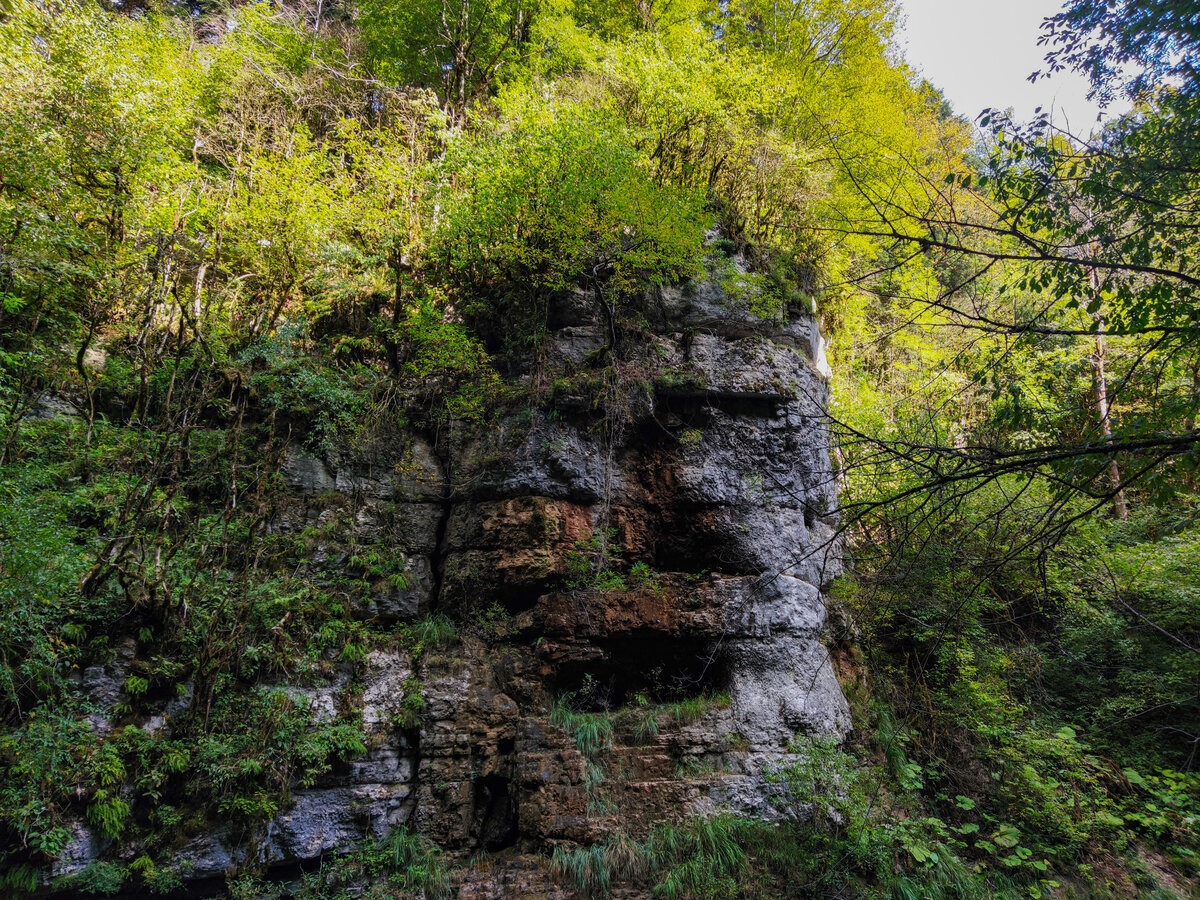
[461,411,617,501]
[175,828,242,879]
[438,497,598,614]
[726,634,850,746]
[51,824,111,879]
[51,261,851,897]
[361,650,417,727]
[263,785,399,861]
[646,274,818,350]
[282,445,338,495]
[658,333,813,400]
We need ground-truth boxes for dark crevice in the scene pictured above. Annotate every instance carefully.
[473,775,519,852]
[550,635,727,711]
[495,587,544,617]
[428,499,452,612]
[652,391,782,420]
[428,445,454,611]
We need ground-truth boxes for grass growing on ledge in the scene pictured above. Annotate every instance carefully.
[550,818,745,900]
[551,831,648,899]
[550,699,614,757]
[621,690,734,745]
[401,614,458,660]
[661,691,732,727]
[648,815,747,900]
[290,825,451,900]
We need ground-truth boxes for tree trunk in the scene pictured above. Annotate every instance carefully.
[387,257,406,376]
[1093,322,1128,520]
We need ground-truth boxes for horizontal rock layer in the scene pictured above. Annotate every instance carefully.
[57,264,850,894]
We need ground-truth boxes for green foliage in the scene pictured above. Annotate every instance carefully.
[550,697,614,758]
[564,528,627,592]
[243,324,372,451]
[360,0,534,108]
[1040,0,1200,106]
[0,414,379,883]
[628,561,664,593]
[391,677,427,730]
[297,825,451,900]
[54,860,126,895]
[834,480,1200,893]
[0,706,92,876]
[648,816,746,900]
[392,297,501,426]
[432,97,709,339]
[551,831,648,900]
[86,790,130,840]
[189,688,367,810]
[2,1,1196,898]
[0,490,87,715]
[660,692,731,727]
[614,689,731,748]
[402,614,459,658]
[551,843,613,899]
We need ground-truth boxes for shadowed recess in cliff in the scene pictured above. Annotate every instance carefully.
[545,634,728,712]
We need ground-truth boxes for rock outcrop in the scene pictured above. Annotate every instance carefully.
[55,257,850,894]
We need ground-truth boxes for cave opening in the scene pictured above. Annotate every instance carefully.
[472,775,519,852]
[550,634,727,712]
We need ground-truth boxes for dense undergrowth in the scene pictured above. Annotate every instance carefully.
[1,0,1198,897]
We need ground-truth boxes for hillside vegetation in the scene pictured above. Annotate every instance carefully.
[0,0,1197,897]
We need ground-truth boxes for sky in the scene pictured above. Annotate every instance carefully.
[896,0,1119,133]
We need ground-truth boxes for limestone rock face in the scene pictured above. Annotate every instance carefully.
[53,267,850,893]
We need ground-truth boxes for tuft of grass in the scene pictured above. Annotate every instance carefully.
[550,699,613,758]
[605,830,649,882]
[379,826,451,900]
[661,691,732,728]
[648,816,746,900]
[673,756,715,778]
[884,853,1024,900]
[552,843,611,899]
[413,613,457,646]
[551,831,648,899]
[585,761,615,816]
[633,707,660,744]
[294,825,450,899]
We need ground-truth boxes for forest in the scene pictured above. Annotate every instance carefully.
[0,0,1197,897]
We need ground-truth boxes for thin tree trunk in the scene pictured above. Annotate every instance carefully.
[387,256,407,376]
[1092,319,1128,520]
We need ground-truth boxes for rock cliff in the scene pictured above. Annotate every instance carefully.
[54,260,850,896]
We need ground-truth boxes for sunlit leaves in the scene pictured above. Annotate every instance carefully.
[431,97,709,314]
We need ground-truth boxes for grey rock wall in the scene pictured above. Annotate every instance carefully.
[52,256,851,895]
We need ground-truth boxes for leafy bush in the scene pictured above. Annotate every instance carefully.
[432,96,708,341]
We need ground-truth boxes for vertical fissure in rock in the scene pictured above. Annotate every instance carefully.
[427,448,454,611]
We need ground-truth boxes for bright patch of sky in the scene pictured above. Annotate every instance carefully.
[896,0,1122,134]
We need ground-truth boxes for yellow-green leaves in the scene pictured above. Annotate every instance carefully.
[431,96,709,316]
[360,0,537,110]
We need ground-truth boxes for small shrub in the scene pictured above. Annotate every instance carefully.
[628,561,663,593]
[564,529,625,592]
[392,677,426,729]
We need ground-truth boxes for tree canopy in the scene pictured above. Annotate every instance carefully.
[1,0,1199,897]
